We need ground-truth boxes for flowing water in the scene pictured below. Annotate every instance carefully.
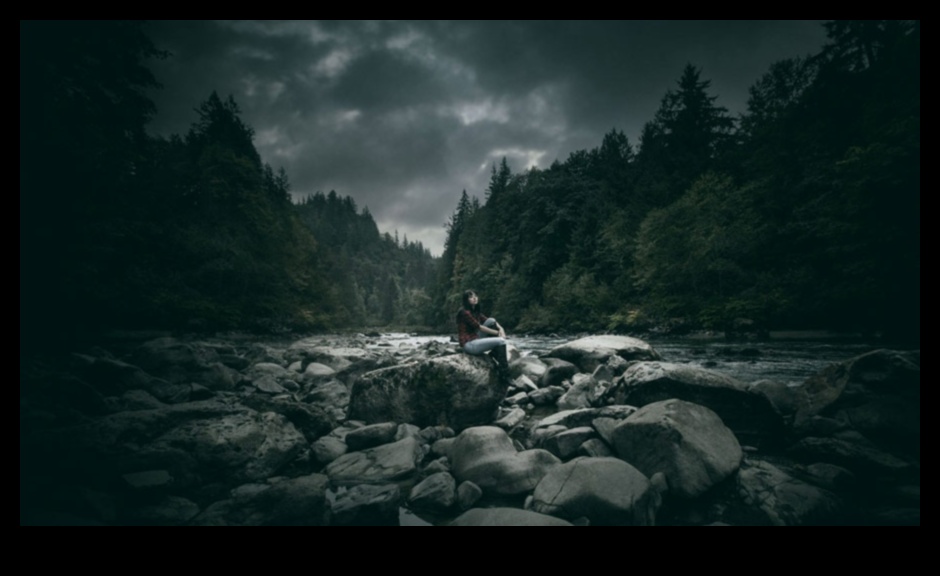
[380,331,893,386]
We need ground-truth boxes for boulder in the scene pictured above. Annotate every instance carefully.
[603,361,784,445]
[529,457,655,525]
[447,426,561,496]
[449,507,573,526]
[408,472,457,513]
[545,335,660,373]
[786,435,912,475]
[612,399,742,499]
[557,373,605,410]
[326,436,424,487]
[331,484,400,526]
[539,358,578,388]
[30,401,309,489]
[344,422,399,451]
[348,355,508,431]
[540,427,597,461]
[192,474,330,526]
[793,349,919,458]
[731,459,842,526]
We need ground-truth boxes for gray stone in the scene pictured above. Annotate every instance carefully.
[253,375,288,394]
[122,469,174,491]
[247,362,293,381]
[408,472,457,513]
[286,340,374,371]
[511,356,547,382]
[348,355,508,432]
[530,457,654,525]
[604,361,784,444]
[528,385,565,406]
[535,405,638,431]
[311,435,347,466]
[579,438,614,458]
[240,395,335,443]
[193,474,330,526]
[127,496,200,526]
[494,407,527,430]
[612,399,742,499]
[787,436,911,475]
[456,481,483,510]
[130,337,221,384]
[422,456,451,476]
[303,362,336,379]
[326,436,423,487]
[345,422,399,451]
[546,335,660,373]
[154,410,309,485]
[794,349,920,459]
[448,426,561,496]
[541,427,597,460]
[732,459,842,526]
[592,417,620,445]
[540,358,579,388]
[511,374,538,393]
[331,483,400,526]
[396,423,422,441]
[557,373,605,410]
[804,463,857,491]
[449,507,573,526]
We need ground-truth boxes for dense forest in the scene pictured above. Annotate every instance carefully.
[20,21,436,349]
[20,21,919,348]
[433,21,919,342]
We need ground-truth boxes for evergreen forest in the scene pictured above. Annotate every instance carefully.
[20,21,920,348]
[433,21,919,342]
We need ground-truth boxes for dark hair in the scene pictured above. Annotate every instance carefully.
[458,289,481,317]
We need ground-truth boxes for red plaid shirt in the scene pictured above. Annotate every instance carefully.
[456,309,488,347]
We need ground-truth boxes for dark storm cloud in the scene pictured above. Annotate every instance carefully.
[145,20,828,255]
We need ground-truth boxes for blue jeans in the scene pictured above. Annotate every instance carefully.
[463,318,507,355]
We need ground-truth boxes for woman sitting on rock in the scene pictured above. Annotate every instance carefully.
[456,289,510,374]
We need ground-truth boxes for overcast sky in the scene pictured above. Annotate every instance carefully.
[145,20,828,256]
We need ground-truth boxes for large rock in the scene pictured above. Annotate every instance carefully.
[325,436,424,487]
[348,355,508,431]
[545,335,660,373]
[731,459,842,526]
[603,361,784,445]
[792,349,920,458]
[25,401,309,489]
[539,358,578,388]
[331,484,400,526]
[344,422,399,451]
[447,426,561,496]
[787,435,912,475]
[285,339,375,371]
[192,474,330,526]
[557,373,605,410]
[408,472,457,513]
[529,457,656,525]
[612,399,742,499]
[129,337,222,384]
[449,507,573,526]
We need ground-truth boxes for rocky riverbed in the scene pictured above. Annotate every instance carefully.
[20,331,920,525]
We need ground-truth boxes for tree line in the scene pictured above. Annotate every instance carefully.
[432,21,919,342]
[20,21,437,349]
[20,21,918,346]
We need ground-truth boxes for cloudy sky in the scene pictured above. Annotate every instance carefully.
[145,20,828,256]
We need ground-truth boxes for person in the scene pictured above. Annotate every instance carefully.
[456,289,510,375]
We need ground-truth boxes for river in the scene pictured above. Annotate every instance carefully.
[371,331,896,386]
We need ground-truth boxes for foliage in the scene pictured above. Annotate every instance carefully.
[432,21,919,341]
